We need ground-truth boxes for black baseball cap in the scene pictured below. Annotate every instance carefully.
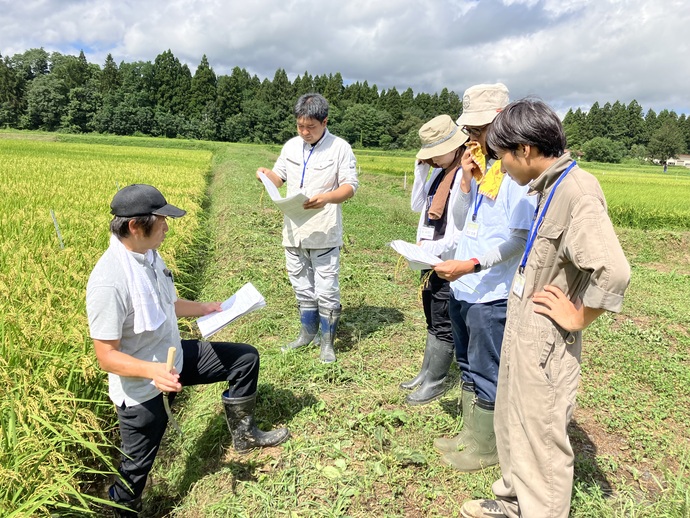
[110,184,186,218]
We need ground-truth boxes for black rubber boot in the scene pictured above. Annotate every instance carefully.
[281,302,319,353]
[109,487,141,517]
[405,334,453,405]
[319,305,341,363]
[222,391,290,453]
[399,333,434,391]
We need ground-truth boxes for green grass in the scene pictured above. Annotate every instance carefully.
[147,144,688,517]
[0,132,688,516]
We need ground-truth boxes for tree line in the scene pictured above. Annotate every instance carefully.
[1,48,689,162]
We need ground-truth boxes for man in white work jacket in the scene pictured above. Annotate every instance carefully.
[257,93,359,363]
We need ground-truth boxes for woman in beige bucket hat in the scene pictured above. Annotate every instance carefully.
[399,115,468,405]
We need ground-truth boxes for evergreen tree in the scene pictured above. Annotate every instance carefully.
[680,114,690,153]
[644,108,659,144]
[313,74,328,94]
[152,50,191,115]
[293,71,314,97]
[563,108,587,148]
[50,51,91,90]
[379,87,402,124]
[625,100,645,147]
[609,101,628,147]
[100,53,120,94]
[0,54,25,127]
[586,102,606,140]
[323,72,344,105]
[343,81,366,104]
[400,87,414,112]
[339,103,392,147]
[217,66,251,119]
[269,68,294,113]
[189,55,217,117]
[414,92,434,118]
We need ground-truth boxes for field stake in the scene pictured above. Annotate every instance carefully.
[404,171,407,190]
[50,209,65,249]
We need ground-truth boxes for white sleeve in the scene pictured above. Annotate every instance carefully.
[478,228,528,269]
[337,145,359,193]
[411,162,432,212]
[452,183,472,231]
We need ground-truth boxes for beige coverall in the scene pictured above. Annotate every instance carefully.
[492,154,631,518]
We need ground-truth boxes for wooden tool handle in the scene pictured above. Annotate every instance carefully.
[166,346,176,372]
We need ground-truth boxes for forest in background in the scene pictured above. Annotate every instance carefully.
[1,47,689,163]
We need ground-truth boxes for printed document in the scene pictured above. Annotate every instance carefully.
[258,172,323,226]
[390,240,441,270]
[197,283,266,338]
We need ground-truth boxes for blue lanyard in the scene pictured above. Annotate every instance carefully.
[472,184,483,222]
[300,145,316,189]
[518,161,577,274]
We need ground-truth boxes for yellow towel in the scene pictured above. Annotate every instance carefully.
[478,160,504,201]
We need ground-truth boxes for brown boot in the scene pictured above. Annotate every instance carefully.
[460,499,507,517]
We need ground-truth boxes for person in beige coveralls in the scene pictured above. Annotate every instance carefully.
[459,99,631,518]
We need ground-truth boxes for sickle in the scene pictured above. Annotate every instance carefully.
[163,346,183,436]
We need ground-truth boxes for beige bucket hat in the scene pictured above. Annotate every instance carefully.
[456,83,509,127]
[416,114,469,160]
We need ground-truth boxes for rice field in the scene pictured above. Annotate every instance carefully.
[0,136,211,516]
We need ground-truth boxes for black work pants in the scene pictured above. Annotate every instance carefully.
[109,339,259,507]
[421,269,453,345]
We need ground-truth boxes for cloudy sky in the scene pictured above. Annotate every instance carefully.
[1,0,689,116]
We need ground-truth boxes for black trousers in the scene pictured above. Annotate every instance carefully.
[109,339,259,506]
[421,269,453,345]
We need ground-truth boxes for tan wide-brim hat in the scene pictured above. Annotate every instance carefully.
[416,114,469,160]
[456,83,510,127]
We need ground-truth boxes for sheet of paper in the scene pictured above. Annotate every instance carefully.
[390,240,442,270]
[196,282,266,338]
[258,172,323,226]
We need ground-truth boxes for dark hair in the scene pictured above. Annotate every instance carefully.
[109,215,158,238]
[486,98,566,160]
[294,93,329,122]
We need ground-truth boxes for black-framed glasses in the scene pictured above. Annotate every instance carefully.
[461,124,489,138]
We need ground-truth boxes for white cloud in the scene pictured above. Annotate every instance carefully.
[1,0,689,114]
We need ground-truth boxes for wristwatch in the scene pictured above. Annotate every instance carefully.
[470,257,481,273]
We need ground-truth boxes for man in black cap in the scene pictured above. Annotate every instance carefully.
[86,184,289,517]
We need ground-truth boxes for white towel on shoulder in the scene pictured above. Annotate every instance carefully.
[109,234,167,334]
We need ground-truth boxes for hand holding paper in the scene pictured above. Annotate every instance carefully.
[196,283,266,338]
[257,172,324,226]
[389,240,442,270]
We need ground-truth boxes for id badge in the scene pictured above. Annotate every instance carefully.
[465,221,479,239]
[512,273,526,298]
[419,225,435,240]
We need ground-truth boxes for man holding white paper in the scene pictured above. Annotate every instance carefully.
[86,184,289,517]
[257,93,359,363]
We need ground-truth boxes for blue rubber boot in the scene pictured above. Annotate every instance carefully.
[281,302,319,353]
[319,305,341,363]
